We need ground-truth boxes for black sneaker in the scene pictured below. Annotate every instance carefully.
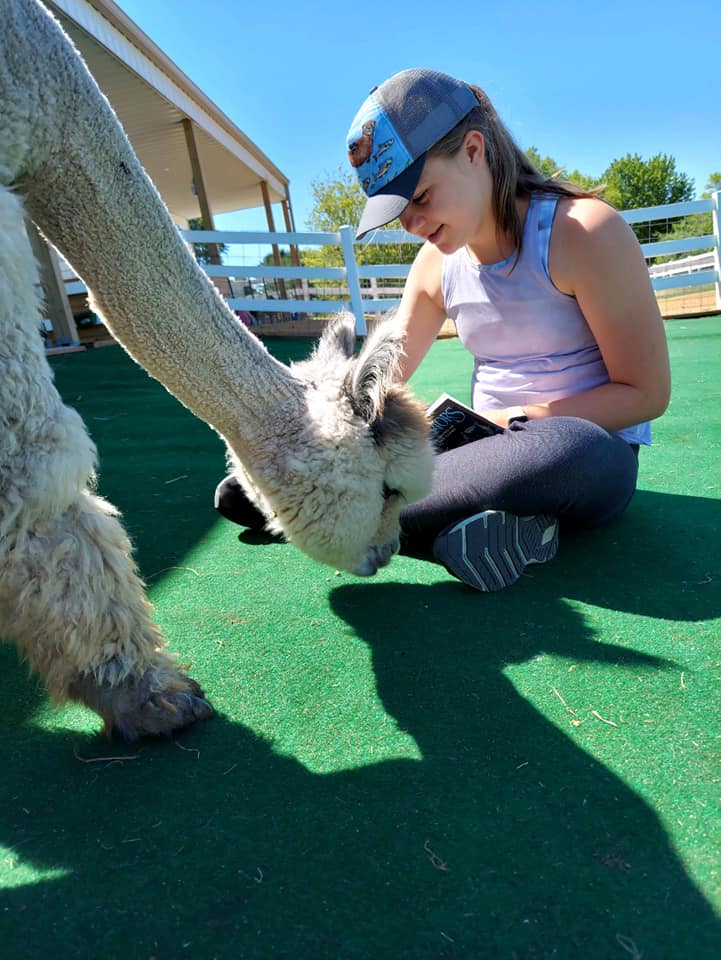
[432,510,559,591]
[214,475,267,530]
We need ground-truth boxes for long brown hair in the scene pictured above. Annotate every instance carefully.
[427,84,600,256]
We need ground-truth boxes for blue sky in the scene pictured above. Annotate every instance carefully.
[115,0,720,233]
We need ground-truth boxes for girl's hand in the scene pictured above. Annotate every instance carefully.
[478,406,531,428]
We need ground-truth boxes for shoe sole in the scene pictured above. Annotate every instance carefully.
[433,510,559,591]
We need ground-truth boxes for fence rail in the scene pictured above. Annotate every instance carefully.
[64,193,721,336]
[648,251,715,278]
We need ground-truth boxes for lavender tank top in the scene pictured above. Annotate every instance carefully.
[441,192,651,446]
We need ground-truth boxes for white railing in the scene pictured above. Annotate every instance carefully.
[183,192,720,333]
[620,195,720,298]
[179,225,413,336]
[648,251,714,279]
[64,193,721,336]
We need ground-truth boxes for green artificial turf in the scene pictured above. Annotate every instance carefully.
[1,318,720,959]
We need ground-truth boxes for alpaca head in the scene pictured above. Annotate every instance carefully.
[236,313,434,576]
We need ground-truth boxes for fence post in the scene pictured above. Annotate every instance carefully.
[339,225,366,336]
[712,191,721,310]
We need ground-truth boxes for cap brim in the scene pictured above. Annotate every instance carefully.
[355,154,426,241]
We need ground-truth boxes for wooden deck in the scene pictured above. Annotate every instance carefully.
[656,284,719,319]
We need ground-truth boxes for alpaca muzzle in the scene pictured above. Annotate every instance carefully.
[351,538,401,577]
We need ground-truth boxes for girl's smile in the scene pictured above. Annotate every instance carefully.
[427,225,443,244]
[398,136,498,257]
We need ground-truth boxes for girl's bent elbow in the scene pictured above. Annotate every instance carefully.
[649,381,671,420]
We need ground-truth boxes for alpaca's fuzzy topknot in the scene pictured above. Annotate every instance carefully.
[228,313,434,576]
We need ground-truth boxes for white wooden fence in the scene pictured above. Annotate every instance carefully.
[622,195,720,299]
[648,251,714,279]
[180,225,408,336]
[64,193,721,337]
[180,192,720,335]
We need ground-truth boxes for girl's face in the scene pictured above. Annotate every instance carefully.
[398,132,490,253]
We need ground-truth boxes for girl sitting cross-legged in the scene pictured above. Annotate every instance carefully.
[217,68,670,592]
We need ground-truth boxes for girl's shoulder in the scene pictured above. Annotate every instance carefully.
[549,195,641,294]
[552,194,623,234]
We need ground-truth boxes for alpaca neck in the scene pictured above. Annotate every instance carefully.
[7,0,304,452]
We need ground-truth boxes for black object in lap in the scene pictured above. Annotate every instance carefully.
[214,476,267,530]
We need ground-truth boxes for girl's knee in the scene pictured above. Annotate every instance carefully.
[523,416,633,472]
[549,419,639,526]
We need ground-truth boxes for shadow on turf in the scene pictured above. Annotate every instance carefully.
[559,488,721,621]
[1,488,720,958]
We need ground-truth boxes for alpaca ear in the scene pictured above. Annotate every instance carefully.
[346,318,403,423]
[313,311,357,365]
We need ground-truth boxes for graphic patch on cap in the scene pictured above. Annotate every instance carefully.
[346,93,414,198]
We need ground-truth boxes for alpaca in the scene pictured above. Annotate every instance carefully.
[0,0,434,740]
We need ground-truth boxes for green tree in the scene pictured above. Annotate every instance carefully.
[524,147,600,192]
[305,166,419,269]
[602,153,694,210]
[306,167,365,236]
[187,216,227,264]
[525,146,563,179]
[564,168,601,192]
[261,248,294,266]
[600,153,694,243]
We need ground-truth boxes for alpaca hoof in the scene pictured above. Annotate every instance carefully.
[69,662,214,742]
[110,675,214,742]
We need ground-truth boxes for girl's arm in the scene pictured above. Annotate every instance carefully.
[393,241,447,381]
[512,196,670,431]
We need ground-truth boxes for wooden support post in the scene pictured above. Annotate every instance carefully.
[282,198,303,294]
[260,180,287,301]
[26,221,79,346]
[182,117,221,265]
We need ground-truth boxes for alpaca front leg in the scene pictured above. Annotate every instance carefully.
[68,650,212,742]
[0,492,212,741]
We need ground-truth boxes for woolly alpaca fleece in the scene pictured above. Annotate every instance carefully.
[0,0,434,738]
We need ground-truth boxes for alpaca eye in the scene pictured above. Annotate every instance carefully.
[382,483,401,500]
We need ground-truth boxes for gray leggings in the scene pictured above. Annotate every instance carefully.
[400,416,640,559]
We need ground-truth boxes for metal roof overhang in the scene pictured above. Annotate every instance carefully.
[43,0,290,224]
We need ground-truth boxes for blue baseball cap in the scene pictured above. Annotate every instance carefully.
[346,69,477,240]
